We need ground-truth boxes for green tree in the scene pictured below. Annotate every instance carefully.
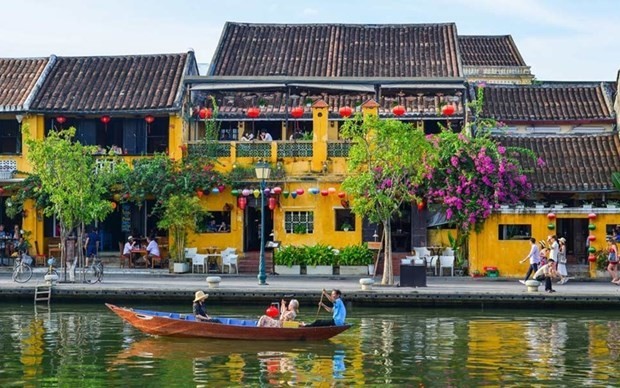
[341,114,437,285]
[157,194,205,263]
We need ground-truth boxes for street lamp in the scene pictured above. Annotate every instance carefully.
[255,161,271,285]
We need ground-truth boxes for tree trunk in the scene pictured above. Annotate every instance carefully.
[60,222,68,282]
[381,220,394,285]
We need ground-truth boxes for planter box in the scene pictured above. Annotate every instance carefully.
[275,265,301,275]
[306,265,333,275]
[173,262,190,273]
[339,265,369,276]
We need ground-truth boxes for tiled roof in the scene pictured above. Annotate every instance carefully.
[479,83,615,122]
[31,52,194,114]
[495,133,620,192]
[210,22,462,78]
[0,57,49,112]
[458,35,526,67]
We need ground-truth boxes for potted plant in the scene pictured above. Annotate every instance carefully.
[293,224,307,234]
[341,222,352,232]
[304,244,336,275]
[337,244,374,275]
[606,201,619,209]
[273,245,303,275]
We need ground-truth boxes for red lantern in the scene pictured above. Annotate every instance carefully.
[145,115,155,124]
[338,191,346,198]
[55,116,67,124]
[265,304,279,318]
[547,212,556,220]
[588,254,597,263]
[268,197,277,210]
[237,196,247,210]
[296,188,304,195]
[218,184,225,193]
[247,107,260,119]
[339,106,353,118]
[341,199,350,208]
[100,115,111,124]
[588,235,596,241]
[0,187,4,195]
[320,189,328,197]
[272,187,282,195]
[392,105,406,116]
[110,202,117,209]
[198,108,212,119]
[417,201,425,211]
[588,212,597,220]
[441,104,455,116]
[196,190,203,198]
[291,106,304,118]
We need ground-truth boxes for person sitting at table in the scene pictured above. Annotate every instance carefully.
[123,236,136,267]
[257,299,299,327]
[8,224,20,256]
[144,236,160,267]
[217,222,228,233]
[207,220,218,233]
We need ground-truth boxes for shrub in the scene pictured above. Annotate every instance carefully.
[274,246,304,267]
[337,244,374,266]
[304,244,336,266]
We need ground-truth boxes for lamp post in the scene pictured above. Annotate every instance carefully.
[255,161,271,285]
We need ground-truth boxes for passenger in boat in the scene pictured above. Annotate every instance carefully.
[303,289,346,327]
[192,290,221,323]
[257,299,299,327]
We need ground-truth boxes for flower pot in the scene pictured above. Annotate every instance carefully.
[275,265,301,275]
[173,262,190,273]
[306,265,333,275]
[339,265,369,276]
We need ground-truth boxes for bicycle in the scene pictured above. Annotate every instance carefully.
[84,255,104,283]
[12,252,33,283]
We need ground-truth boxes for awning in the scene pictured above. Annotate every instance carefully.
[288,83,375,92]
[381,83,465,90]
[191,83,287,91]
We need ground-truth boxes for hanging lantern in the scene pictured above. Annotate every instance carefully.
[547,223,555,230]
[283,191,290,198]
[291,106,304,118]
[338,191,346,198]
[231,189,239,197]
[341,199,350,208]
[296,188,304,196]
[110,202,117,209]
[588,235,596,241]
[247,107,260,118]
[588,246,596,253]
[588,224,596,230]
[547,212,556,220]
[339,106,353,118]
[441,104,455,116]
[328,187,336,194]
[320,189,329,196]
[264,188,271,195]
[417,201,425,211]
[588,212,597,220]
[309,188,320,195]
[100,115,111,125]
[218,184,225,193]
[265,304,279,318]
[113,193,121,201]
[242,189,252,197]
[273,187,282,195]
[392,105,406,116]
[55,116,67,125]
[196,190,204,198]
[253,189,260,198]
[237,196,247,210]
[268,197,277,210]
[0,187,4,195]
[588,254,597,262]
[198,108,212,119]
[291,192,298,199]
[212,187,220,194]
[145,115,155,124]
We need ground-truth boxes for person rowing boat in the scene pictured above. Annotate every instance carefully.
[303,289,346,327]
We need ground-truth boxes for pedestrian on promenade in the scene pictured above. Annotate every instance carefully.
[548,235,559,270]
[606,236,619,284]
[519,237,540,284]
[192,291,221,323]
[304,289,346,327]
[534,258,558,293]
[557,237,569,284]
[539,240,548,267]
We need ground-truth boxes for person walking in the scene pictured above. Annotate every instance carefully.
[519,237,540,284]
[557,237,569,284]
[534,258,558,293]
[606,236,619,284]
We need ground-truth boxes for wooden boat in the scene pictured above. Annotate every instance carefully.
[106,303,351,341]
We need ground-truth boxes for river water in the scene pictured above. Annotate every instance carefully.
[1,302,619,386]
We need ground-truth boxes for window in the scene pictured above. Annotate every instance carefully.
[335,209,355,231]
[0,119,21,154]
[498,224,531,240]
[284,211,314,234]
[197,211,231,233]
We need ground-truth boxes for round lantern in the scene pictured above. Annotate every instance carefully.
[291,106,304,118]
[547,212,556,220]
[237,196,247,210]
[309,187,320,195]
[339,106,353,118]
[110,202,117,209]
[198,108,212,119]
[338,192,346,198]
[55,116,67,124]
[218,184,225,193]
[328,187,336,194]
[588,246,596,253]
[588,224,596,230]
[265,304,279,318]
[268,197,277,210]
[196,190,204,198]
[588,213,597,220]
[588,235,596,241]
[113,193,121,201]
[253,189,260,198]
[231,189,239,197]
[100,115,111,124]
[588,254,597,262]
[264,188,271,195]
[547,223,555,230]
[283,191,290,198]
[145,115,155,124]
[242,189,251,197]
[441,104,455,116]
[291,192,298,199]
[212,187,220,194]
[320,189,329,196]
[296,188,304,195]
[247,107,260,119]
[417,201,425,211]
[273,187,282,195]
[392,105,406,116]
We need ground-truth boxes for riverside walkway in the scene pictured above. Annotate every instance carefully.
[1,267,619,308]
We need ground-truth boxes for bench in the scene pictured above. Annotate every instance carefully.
[359,278,374,290]
[206,276,222,289]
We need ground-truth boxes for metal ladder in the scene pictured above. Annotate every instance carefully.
[34,284,52,304]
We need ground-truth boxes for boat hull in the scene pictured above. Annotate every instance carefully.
[106,303,351,341]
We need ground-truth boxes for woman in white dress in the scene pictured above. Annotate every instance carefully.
[557,237,569,284]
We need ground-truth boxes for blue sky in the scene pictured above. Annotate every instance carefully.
[2,0,618,81]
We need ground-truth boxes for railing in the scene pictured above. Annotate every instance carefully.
[185,140,351,159]
[188,142,232,158]
[0,159,17,180]
[277,141,313,158]
[327,141,352,158]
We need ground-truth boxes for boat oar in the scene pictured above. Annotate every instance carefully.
[315,289,325,320]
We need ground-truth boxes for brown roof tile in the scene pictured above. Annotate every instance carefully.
[31,53,194,113]
[458,35,526,67]
[479,83,615,122]
[210,22,462,78]
[495,133,620,192]
[0,57,49,112]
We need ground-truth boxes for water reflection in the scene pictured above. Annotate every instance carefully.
[1,303,620,386]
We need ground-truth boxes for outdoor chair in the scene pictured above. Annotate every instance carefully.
[118,242,130,268]
[34,241,47,267]
[439,255,455,276]
[222,250,238,274]
[426,255,439,276]
[184,247,198,262]
[192,254,207,273]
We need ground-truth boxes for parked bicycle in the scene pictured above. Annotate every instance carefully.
[12,252,33,283]
[84,255,103,283]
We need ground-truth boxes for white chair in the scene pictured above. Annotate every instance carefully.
[439,255,455,276]
[442,248,455,257]
[427,255,439,275]
[192,254,207,273]
[413,247,431,259]
[185,247,198,261]
[222,251,238,274]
